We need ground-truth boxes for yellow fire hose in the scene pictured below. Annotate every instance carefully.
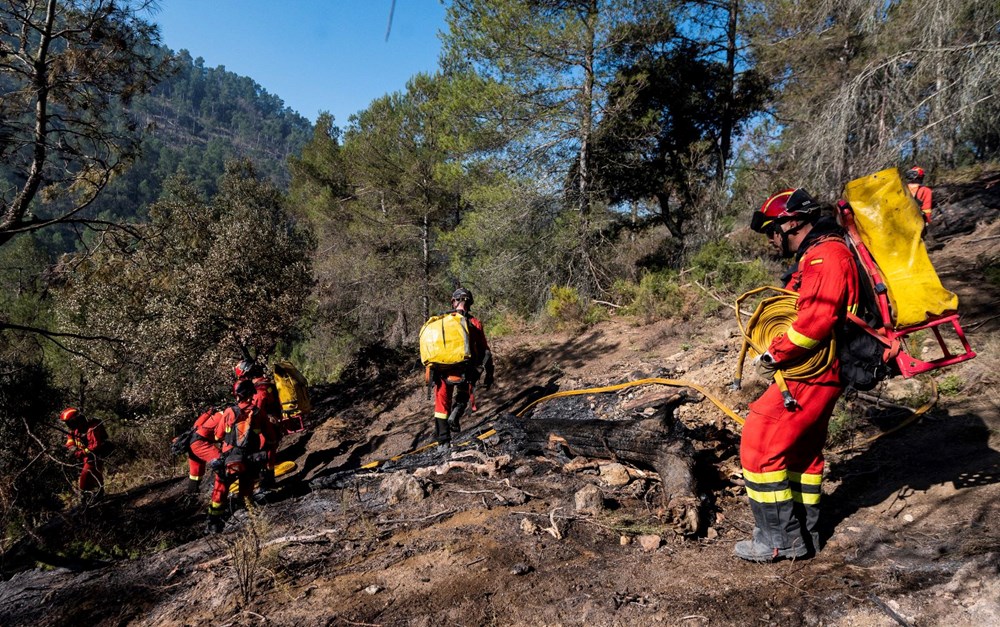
[514,377,745,425]
[353,286,934,471]
[733,286,835,409]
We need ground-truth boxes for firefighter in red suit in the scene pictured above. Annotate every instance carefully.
[905,167,933,224]
[60,407,109,498]
[737,188,859,562]
[183,406,225,494]
[433,288,494,445]
[234,360,282,490]
[205,380,269,534]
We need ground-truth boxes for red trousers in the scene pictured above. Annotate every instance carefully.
[209,471,254,513]
[79,454,103,492]
[188,439,221,481]
[740,378,843,551]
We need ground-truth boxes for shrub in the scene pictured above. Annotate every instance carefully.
[690,239,772,296]
[937,373,964,396]
[827,400,863,447]
[615,270,688,324]
[545,285,606,330]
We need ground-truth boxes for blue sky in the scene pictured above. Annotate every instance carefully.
[152,1,448,126]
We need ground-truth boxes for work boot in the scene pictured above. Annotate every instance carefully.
[734,528,808,563]
[435,418,451,446]
[185,478,201,495]
[259,468,276,491]
[205,515,225,535]
[447,404,465,434]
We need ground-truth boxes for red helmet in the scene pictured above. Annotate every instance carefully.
[750,188,821,234]
[905,167,925,182]
[234,359,262,379]
[59,407,79,422]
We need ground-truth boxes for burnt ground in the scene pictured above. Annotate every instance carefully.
[1,215,999,626]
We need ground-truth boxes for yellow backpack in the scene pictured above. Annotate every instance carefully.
[419,312,472,367]
[272,360,312,416]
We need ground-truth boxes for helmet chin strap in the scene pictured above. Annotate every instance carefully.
[776,220,808,259]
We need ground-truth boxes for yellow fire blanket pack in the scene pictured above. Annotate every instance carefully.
[419,312,472,367]
[842,168,958,328]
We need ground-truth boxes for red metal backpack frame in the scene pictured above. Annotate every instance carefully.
[837,200,976,378]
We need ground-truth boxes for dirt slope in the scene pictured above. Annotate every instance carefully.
[1,215,999,626]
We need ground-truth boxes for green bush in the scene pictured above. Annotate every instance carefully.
[826,401,862,447]
[690,239,772,296]
[615,270,688,323]
[937,373,964,396]
[545,285,606,330]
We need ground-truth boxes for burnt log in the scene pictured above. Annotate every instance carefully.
[495,408,701,534]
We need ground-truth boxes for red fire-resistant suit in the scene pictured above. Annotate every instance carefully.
[207,400,268,520]
[433,313,492,442]
[234,375,283,479]
[186,407,225,486]
[907,182,933,223]
[65,418,109,494]
[740,219,859,554]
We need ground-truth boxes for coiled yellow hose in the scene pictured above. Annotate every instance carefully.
[733,286,835,407]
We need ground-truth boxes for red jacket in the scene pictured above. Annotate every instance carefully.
[214,400,267,455]
[65,419,108,458]
[907,183,933,223]
[252,376,282,419]
[193,407,226,442]
[769,223,859,385]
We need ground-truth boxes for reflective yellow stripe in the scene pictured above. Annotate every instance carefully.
[787,327,820,349]
[189,475,201,481]
[791,490,821,505]
[849,303,859,314]
[788,471,822,485]
[809,258,824,265]
[746,486,793,503]
[743,469,788,484]
[434,412,448,419]
[762,190,793,216]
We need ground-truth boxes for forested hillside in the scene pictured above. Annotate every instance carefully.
[1,2,999,620]
[34,47,313,244]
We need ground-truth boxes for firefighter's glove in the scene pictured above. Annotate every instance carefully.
[754,352,778,380]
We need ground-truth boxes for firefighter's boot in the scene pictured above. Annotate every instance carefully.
[205,514,225,535]
[734,527,808,563]
[435,418,451,447]
[447,402,466,435]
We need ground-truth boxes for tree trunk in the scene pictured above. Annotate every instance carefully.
[716,0,738,183]
[517,415,696,502]
[422,212,430,321]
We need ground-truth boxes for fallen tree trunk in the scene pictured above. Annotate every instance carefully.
[495,411,702,534]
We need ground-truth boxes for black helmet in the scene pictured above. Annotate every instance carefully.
[905,167,925,183]
[451,287,474,306]
[234,379,256,401]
